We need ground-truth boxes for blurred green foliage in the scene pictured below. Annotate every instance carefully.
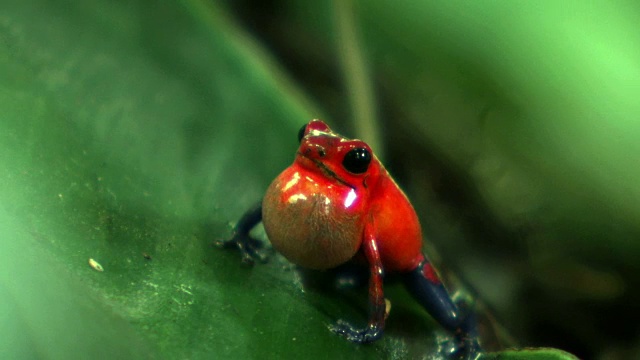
[0,0,637,359]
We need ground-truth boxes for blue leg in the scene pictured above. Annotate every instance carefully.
[404,259,481,359]
[215,201,269,265]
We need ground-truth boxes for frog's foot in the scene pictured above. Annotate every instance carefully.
[328,319,383,344]
[440,334,482,360]
[441,303,482,360]
[214,232,270,265]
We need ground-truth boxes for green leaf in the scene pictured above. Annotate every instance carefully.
[0,0,326,358]
[0,0,588,359]
[481,348,579,360]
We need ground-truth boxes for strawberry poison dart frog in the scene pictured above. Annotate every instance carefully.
[219,119,480,358]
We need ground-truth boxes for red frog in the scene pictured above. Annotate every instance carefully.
[219,119,480,359]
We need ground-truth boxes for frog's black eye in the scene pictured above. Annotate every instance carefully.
[297,123,307,143]
[342,148,371,174]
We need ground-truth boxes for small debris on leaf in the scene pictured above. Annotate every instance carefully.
[143,252,152,260]
[88,258,104,272]
[384,298,391,320]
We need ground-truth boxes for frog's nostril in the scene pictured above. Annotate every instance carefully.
[302,144,326,158]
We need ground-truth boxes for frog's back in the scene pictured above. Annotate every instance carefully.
[370,170,423,273]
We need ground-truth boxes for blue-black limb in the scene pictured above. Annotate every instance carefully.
[403,259,481,360]
[329,224,386,344]
[215,201,268,265]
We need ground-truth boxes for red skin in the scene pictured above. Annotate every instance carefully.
[260,119,430,342]
[222,119,479,355]
[262,119,425,273]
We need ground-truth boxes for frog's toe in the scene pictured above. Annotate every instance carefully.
[216,233,270,265]
[440,335,481,360]
[328,319,383,344]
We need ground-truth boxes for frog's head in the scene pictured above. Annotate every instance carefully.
[295,119,380,190]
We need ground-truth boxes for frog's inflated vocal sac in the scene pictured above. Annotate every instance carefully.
[219,119,481,359]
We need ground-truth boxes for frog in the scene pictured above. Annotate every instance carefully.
[218,119,481,359]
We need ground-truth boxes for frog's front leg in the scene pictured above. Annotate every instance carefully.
[329,221,385,343]
[404,258,481,359]
[215,201,269,265]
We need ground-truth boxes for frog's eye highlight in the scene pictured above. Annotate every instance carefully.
[342,148,371,174]
[297,124,307,143]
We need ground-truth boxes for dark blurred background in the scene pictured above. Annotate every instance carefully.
[222,1,640,359]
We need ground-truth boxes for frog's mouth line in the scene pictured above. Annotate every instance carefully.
[298,152,355,190]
